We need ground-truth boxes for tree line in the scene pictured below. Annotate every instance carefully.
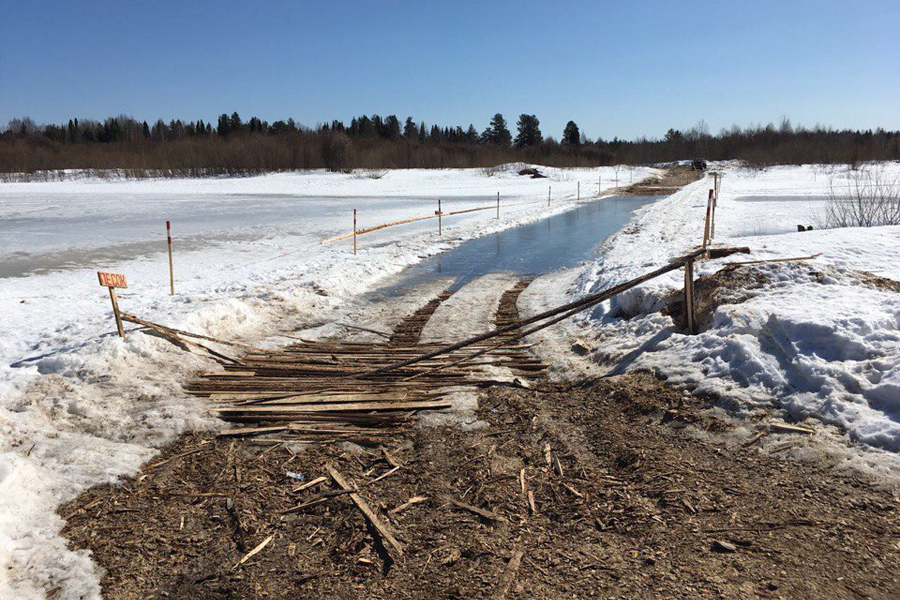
[1,112,898,178]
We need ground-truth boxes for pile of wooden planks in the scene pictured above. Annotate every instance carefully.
[188,280,545,442]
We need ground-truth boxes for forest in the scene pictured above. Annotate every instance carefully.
[2,111,898,177]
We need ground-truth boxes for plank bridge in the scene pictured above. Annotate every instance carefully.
[185,279,547,443]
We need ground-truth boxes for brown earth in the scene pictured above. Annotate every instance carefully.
[60,371,900,599]
[620,165,704,196]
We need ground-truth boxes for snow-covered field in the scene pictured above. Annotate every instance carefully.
[0,164,652,600]
[521,162,900,477]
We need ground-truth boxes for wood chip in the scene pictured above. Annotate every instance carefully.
[446,496,506,523]
[492,549,525,600]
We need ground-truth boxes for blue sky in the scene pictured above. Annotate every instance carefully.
[1,0,898,140]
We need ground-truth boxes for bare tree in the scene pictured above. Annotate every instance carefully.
[817,165,900,228]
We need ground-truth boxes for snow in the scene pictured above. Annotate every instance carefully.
[522,162,900,476]
[0,164,653,599]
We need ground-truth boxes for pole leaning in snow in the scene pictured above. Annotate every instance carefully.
[359,246,750,379]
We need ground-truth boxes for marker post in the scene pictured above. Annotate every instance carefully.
[97,271,128,338]
[166,221,174,295]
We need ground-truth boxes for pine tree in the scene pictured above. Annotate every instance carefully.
[481,113,512,146]
[562,121,581,146]
[514,114,542,148]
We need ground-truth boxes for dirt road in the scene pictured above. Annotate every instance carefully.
[62,374,899,599]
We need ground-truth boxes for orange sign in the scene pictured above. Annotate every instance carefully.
[97,271,128,288]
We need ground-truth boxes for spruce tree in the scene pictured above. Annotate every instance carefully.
[562,121,581,146]
[404,117,417,139]
[217,114,229,136]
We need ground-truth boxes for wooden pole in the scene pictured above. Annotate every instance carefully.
[353,209,357,255]
[702,189,713,249]
[683,259,695,334]
[109,287,125,338]
[577,181,580,200]
[438,199,442,236]
[496,192,500,219]
[166,220,174,295]
[548,186,551,206]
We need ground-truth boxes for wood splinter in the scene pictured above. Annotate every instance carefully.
[327,464,404,556]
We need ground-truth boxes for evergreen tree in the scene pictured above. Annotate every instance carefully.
[465,124,479,143]
[217,114,229,136]
[481,113,512,146]
[142,121,150,139]
[562,121,581,146]
[229,112,242,132]
[417,122,426,142]
[384,115,401,140]
[403,117,418,139]
[514,114,542,148]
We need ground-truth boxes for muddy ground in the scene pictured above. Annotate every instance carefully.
[61,372,900,599]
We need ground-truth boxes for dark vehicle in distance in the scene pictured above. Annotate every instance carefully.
[691,158,708,170]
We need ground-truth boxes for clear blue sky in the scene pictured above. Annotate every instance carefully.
[2,0,898,140]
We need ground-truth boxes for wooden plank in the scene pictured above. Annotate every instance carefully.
[213,399,452,414]
[326,465,404,556]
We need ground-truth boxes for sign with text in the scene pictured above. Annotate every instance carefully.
[97,271,128,289]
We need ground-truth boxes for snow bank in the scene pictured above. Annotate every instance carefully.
[525,162,900,472]
[0,164,653,599]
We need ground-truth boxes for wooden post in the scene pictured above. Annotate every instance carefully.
[577,181,580,200]
[683,259,695,334]
[598,175,601,195]
[98,272,128,338]
[166,220,174,295]
[438,199,442,237]
[548,186,551,206]
[496,192,500,219]
[109,288,124,337]
[702,189,713,249]
[353,209,357,255]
